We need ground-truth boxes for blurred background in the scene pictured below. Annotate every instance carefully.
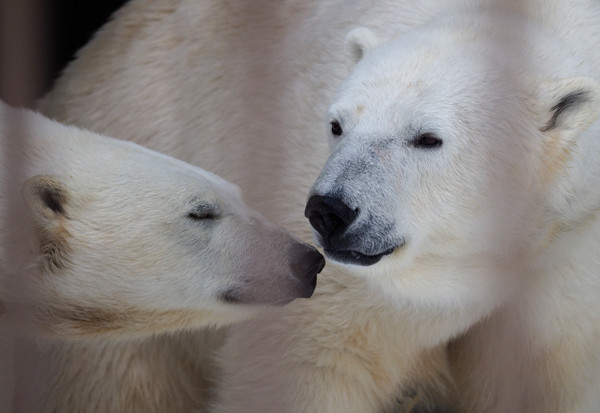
[0,0,127,107]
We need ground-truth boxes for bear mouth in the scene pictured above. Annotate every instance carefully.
[324,246,397,266]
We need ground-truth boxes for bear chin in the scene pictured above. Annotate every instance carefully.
[325,245,398,266]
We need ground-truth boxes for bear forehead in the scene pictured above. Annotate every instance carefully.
[64,138,242,198]
[335,44,513,126]
[361,44,494,91]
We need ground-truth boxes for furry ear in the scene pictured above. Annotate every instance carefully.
[534,78,600,221]
[344,27,379,68]
[22,175,69,232]
[22,175,72,270]
[538,77,600,135]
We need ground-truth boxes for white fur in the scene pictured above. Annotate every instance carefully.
[312,2,600,412]
[30,0,600,411]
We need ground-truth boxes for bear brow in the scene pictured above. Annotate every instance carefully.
[189,202,218,214]
[188,195,217,208]
[187,199,221,220]
[190,203,209,212]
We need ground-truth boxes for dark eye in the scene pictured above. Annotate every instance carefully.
[413,133,442,149]
[330,120,343,137]
[188,204,218,220]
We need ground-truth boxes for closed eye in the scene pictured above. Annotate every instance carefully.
[188,204,219,220]
[412,133,443,149]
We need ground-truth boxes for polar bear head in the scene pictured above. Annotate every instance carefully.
[3,109,324,338]
[305,21,600,321]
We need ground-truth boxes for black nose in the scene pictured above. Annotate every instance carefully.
[304,195,358,245]
[289,243,325,297]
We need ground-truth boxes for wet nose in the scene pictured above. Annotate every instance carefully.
[289,243,325,298]
[304,195,358,245]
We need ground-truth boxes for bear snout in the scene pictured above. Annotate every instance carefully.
[221,242,324,306]
[288,242,325,298]
[304,194,358,248]
[304,193,402,267]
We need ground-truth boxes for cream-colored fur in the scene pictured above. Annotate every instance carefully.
[34,0,600,412]
[0,102,322,412]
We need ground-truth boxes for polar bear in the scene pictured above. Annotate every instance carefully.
[303,7,600,412]
[35,0,600,412]
[214,2,600,413]
[0,101,324,412]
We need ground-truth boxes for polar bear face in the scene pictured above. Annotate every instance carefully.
[18,137,324,338]
[305,25,600,314]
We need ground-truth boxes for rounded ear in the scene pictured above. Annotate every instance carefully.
[22,175,69,232]
[534,77,600,222]
[537,76,600,136]
[344,27,379,68]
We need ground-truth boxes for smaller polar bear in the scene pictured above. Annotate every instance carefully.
[0,101,324,336]
[0,101,323,412]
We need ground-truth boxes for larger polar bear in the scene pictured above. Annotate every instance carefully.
[0,101,323,412]
[37,0,600,412]
[301,9,600,413]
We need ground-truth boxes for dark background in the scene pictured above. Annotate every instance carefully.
[47,0,128,91]
[0,0,128,106]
